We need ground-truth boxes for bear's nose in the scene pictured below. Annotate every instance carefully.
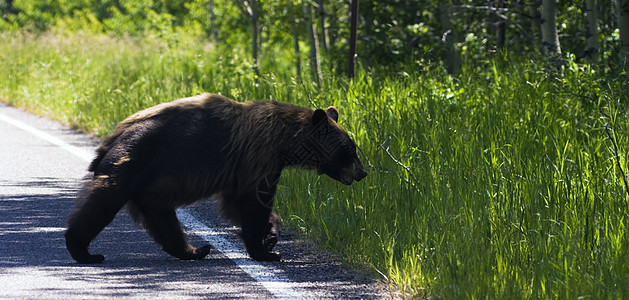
[352,161,367,182]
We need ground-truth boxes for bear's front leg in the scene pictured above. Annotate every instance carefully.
[242,220,281,261]
[239,198,281,261]
[239,176,281,261]
[263,211,282,251]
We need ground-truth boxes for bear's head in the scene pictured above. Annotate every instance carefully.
[287,106,367,185]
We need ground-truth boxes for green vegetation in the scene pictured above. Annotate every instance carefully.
[2,0,629,298]
[1,31,628,298]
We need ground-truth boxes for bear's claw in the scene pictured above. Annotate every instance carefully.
[193,244,213,259]
[250,251,281,262]
[76,254,105,264]
[263,235,278,251]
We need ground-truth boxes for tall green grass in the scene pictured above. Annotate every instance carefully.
[1,31,628,298]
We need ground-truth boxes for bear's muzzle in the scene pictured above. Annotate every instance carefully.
[340,159,367,185]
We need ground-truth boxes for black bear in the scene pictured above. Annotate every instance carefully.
[65,93,367,263]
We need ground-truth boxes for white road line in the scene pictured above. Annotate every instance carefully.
[0,110,313,299]
[177,210,313,299]
[0,113,95,162]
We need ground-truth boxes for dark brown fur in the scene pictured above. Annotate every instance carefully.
[65,93,367,263]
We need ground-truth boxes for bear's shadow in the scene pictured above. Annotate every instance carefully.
[1,177,383,298]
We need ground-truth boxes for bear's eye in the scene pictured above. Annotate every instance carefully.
[348,139,358,152]
[342,143,356,156]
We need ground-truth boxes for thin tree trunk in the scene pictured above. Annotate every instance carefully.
[251,14,260,77]
[618,0,629,71]
[318,0,328,53]
[258,22,265,74]
[304,4,322,84]
[328,1,338,51]
[528,0,541,39]
[584,0,599,64]
[233,0,261,77]
[208,0,219,42]
[4,0,13,11]
[541,0,561,54]
[348,0,358,79]
[495,0,505,49]
[292,27,302,79]
[438,2,460,74]
[288,0,301,79]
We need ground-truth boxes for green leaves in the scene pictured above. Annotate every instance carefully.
[1,31,628,299]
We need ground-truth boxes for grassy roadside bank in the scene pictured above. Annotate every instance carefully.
[1,31,628,298]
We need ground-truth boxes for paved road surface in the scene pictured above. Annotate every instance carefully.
[0,102,395,299]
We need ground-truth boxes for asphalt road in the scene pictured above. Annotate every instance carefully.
[0,102,395,299]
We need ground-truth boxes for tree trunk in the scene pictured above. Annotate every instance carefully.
[233,0,261,77]
[304,4,322,84]
[524,0,541,51]
[328,1,339,51]
[495,0,505,49]
[584,0,599,64]
[288,0,301,79]
[251,12,260,77]
[541,0,561,54]
[2,0,17,17]
[618,0,629,71]
[528,0,541,40]
[438,2,460,74]
[318,0,328,53]
[207,0,219,42]
[348,0,358,79]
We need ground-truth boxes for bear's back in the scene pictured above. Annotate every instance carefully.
[89,94,239,172]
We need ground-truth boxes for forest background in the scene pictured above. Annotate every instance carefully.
[1,0,629,298]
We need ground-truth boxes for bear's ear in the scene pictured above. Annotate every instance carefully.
[326,106,339,122]
[312,108,328,125]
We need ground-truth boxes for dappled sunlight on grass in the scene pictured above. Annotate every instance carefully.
[1,32,628,299]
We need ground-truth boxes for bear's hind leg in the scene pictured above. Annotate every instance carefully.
[65,180,127,264]
[137,206,212,260]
